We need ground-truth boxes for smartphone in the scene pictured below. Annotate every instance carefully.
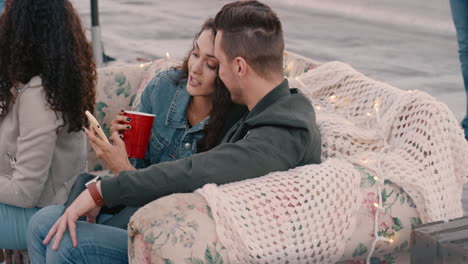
[85,110,110,143]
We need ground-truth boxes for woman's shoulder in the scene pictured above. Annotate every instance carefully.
[16,76,45,99]
[158,68,185,80]
[153,68,185,85]
[144,68,186,94]
[16,76,64,124]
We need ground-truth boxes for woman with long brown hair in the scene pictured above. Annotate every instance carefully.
[0,0,95,250]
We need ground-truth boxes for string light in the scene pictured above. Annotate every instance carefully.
[379,237,394,244]
[365,96,393,264]
[373,176,385,184]
[307,91,392,264]
[373,97,381,112]
[286,62,294,73]
[166,52,171,60]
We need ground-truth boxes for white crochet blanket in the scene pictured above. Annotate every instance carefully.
[198,61,468,263]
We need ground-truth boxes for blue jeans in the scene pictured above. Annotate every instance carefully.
[0,203,40,249]
[27,205,128,264]
[0,0,4,13]
[450,0,468,140]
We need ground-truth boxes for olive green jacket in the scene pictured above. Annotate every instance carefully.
[101,79,321,207]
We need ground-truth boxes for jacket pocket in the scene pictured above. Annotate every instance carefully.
[149,134,166,163]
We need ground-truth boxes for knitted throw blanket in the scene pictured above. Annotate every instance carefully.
[198,61,468,263]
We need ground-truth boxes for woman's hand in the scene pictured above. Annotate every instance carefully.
[110,109,132,135]
[43,187,101,250]
[84,127,136,175]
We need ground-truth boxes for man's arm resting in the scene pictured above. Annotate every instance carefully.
[101,126,311,208]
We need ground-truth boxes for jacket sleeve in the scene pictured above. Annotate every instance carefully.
[101,125,311,207]
[0,87,61,208]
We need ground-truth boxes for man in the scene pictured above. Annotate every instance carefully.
[450,0,468,141]
[27,1,321,263]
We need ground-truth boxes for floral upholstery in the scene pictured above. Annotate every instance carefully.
[338,168,419,264]
[128,193,227,264]
[89,59,179,171]
[89,64,146,171]
[127,167,418,264]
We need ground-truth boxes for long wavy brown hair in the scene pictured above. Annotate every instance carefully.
[0,0,96,132]
[178,19,233,153]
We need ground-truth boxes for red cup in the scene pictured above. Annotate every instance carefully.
[122,111,155,159]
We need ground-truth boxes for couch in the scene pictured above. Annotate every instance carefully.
[90,51,431,264]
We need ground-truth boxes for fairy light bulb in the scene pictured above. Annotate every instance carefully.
[379,237,394,243]
[166,52,171,60]
[316,106,321,111]
[329,95,337,102]
[373,202,379,208]
[373,98,381,112]
[286,62,294,72]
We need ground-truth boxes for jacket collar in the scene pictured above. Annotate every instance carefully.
[165,80,209,132]
[28,76,42,88]
[14,76,42,94]
[246,79,290,120]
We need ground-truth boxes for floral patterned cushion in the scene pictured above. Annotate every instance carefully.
[337,168,419,264]
[128,166,418,264]
[88,65,147,171]
[128,193,227,264]
[90,59,180,171]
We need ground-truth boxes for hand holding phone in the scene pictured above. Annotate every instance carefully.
[85,110,110,143]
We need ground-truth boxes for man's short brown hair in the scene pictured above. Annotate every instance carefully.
[214,0,284,79]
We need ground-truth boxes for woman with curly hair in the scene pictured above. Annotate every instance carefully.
[0,0,96,250]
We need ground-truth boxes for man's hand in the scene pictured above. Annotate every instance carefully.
[43,188,101,250]
[84,127,136,175]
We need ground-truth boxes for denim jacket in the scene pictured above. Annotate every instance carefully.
[133,68,208,168]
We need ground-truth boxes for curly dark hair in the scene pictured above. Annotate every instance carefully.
[0,0,96,132]
[177,18,233,153]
